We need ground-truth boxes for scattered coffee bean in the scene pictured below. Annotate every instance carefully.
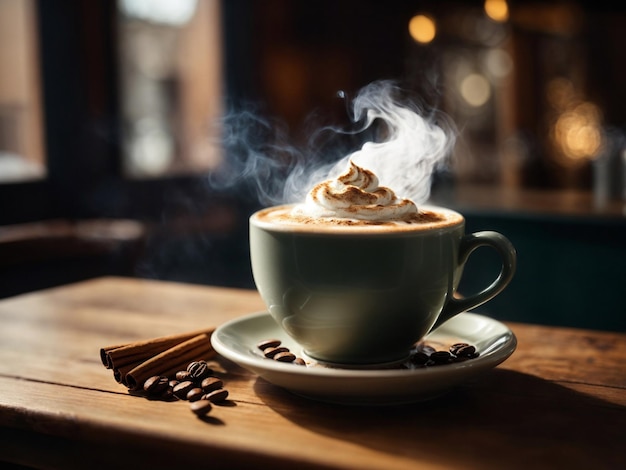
[173,380,196,399]
[257,339,281,351]
[187,360,213,381]
[190,399,212,416]
[186,387,204,402]
[143,375,169,396]
[135,358,233,418]
[263,346,290,359]
[455,344,477,358]
[258,339,310,366]
[410,352,430,366]
[175,370,191,381]
[201,377,223,393]
[203,388,229,403]
[274,351,296,363]
[404,341,481,369]
[430,350,453,365]
[449,343,469,355]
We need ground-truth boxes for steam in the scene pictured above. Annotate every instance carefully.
[211,80,456,207]
[326,81,455,204]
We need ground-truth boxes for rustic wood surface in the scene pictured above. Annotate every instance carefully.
[0,277,624,470]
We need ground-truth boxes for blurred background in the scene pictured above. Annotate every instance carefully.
[0,0,624,331]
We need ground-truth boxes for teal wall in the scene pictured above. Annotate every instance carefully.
[459,212,626,332]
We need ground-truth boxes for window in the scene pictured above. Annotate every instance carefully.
[0,0,232,225]
[0,0,45,183]
[117,0,224,178]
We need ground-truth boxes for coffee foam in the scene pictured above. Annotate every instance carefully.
[252,204,463,233]
[298,160,419,222]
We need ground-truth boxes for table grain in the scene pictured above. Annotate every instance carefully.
[0,277,624,470]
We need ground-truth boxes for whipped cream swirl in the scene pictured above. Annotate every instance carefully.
[296,160,418,221]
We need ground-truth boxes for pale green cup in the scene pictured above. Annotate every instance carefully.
[250,204,516,365]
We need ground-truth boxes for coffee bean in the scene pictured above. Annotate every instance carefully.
[169,379,179,388]
[449,343,470,355]
[203,388,229,403]
[186,387,204,402]
[187,360,213,381]
[264,346,290,358]
[404,342,481,369]
[410,352,430,366]
[190,399,212,416]
[176,370,191,381]
[294,357,306,366]
[173,380,195,399]
[257,339,281,351]
[274,351,296,363]
[455,345,477,357]
[430,351,453,365]
[143,375,169,396]
[201,377,223,393]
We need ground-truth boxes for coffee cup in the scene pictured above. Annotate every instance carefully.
[249,204,516,366]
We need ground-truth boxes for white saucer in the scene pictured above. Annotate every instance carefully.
[211,311,517,405]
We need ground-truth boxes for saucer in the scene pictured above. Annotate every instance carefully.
[211,311,517,405]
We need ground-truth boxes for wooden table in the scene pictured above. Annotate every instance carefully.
[0,277,624,470]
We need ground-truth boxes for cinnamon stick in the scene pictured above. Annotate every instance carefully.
[113,360,144,385]
[100,327,215,369]
[125,333,215,390]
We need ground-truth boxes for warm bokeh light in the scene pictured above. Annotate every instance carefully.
[485,48,513,79]
[546,77,603,167]
[553,102,603,164]
[484,0,509,22]
[409,14,436,44]
[460,73,491,107]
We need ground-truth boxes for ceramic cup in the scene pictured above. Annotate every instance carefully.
[249,204,516,365]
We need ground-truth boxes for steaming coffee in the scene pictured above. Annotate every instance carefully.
[249,81,516,365]
[250,162,516,365]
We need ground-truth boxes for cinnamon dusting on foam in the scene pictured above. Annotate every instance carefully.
[299,160,419,222]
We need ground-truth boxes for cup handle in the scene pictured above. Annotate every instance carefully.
[431,231,517,331]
